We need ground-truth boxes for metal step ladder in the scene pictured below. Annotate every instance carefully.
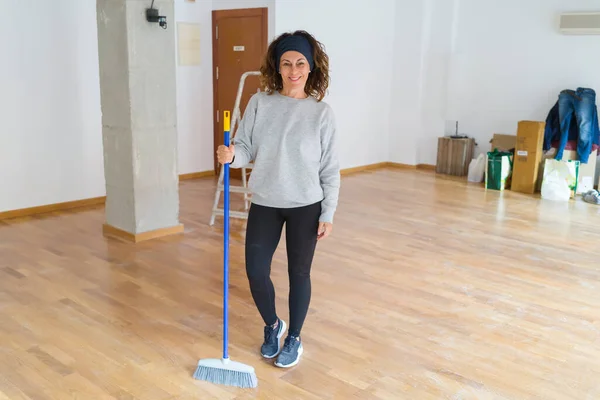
[209,71,260,226]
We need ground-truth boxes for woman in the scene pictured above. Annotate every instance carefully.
[217,30,340,368]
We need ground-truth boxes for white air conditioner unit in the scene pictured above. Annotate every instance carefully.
[560,12,600,35]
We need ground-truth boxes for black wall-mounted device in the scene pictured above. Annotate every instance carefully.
[146,1,167,29]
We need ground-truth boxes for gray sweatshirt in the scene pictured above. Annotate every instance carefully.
[230,91,340,223]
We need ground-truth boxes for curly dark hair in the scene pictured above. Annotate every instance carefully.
[259,30,330,101]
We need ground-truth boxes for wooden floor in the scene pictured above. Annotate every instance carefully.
[1,168,600,399]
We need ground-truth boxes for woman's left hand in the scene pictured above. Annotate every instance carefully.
[317,222,333,241]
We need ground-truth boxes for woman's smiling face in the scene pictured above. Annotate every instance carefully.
[279,50,310,91]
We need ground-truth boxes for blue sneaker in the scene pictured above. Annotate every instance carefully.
[274,335,303,368]
[261,318,286,358]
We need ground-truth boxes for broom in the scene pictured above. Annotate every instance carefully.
[193,110,258,388]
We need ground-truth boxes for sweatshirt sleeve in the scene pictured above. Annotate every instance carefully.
[318,105,341,223]
[230,94,258,169]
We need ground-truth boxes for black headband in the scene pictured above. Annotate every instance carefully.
[275,35,314,72]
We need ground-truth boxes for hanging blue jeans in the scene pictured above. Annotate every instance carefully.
[543,102,579,151]
[556,87,600,164]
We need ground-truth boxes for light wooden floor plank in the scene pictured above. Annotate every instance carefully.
[1,169,600,399]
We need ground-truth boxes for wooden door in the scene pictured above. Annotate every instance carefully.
[212,8,268,176]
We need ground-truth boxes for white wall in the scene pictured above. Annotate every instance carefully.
[0,0,275,213]
[441,0,600,164]
[276,0,397,170]
[388,0,429,166]
[275,0,600,167]
[388,0,459,166]
[8,0,598,212]
[0,0,105,212]
[417,0,458,165]
[174,0,213,176]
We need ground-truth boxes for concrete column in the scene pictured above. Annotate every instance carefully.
[96,0,182,242]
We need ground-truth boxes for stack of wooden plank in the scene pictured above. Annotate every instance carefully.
[435,137,475,176]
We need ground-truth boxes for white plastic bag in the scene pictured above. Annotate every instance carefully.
[540,159,579,201]
[467,153,486,183]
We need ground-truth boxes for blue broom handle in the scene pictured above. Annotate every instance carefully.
[223,111,231,360]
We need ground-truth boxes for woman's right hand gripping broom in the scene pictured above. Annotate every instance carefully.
[217,144,235,164]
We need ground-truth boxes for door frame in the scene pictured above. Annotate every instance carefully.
[211,7,268,175]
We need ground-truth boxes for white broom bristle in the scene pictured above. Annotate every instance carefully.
[193,358,258,388]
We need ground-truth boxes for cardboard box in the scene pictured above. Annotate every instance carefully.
[511,121,545,194]
[537,148,598,194]
[490,134,517,152]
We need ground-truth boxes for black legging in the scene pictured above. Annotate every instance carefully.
[245,201,321,337]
